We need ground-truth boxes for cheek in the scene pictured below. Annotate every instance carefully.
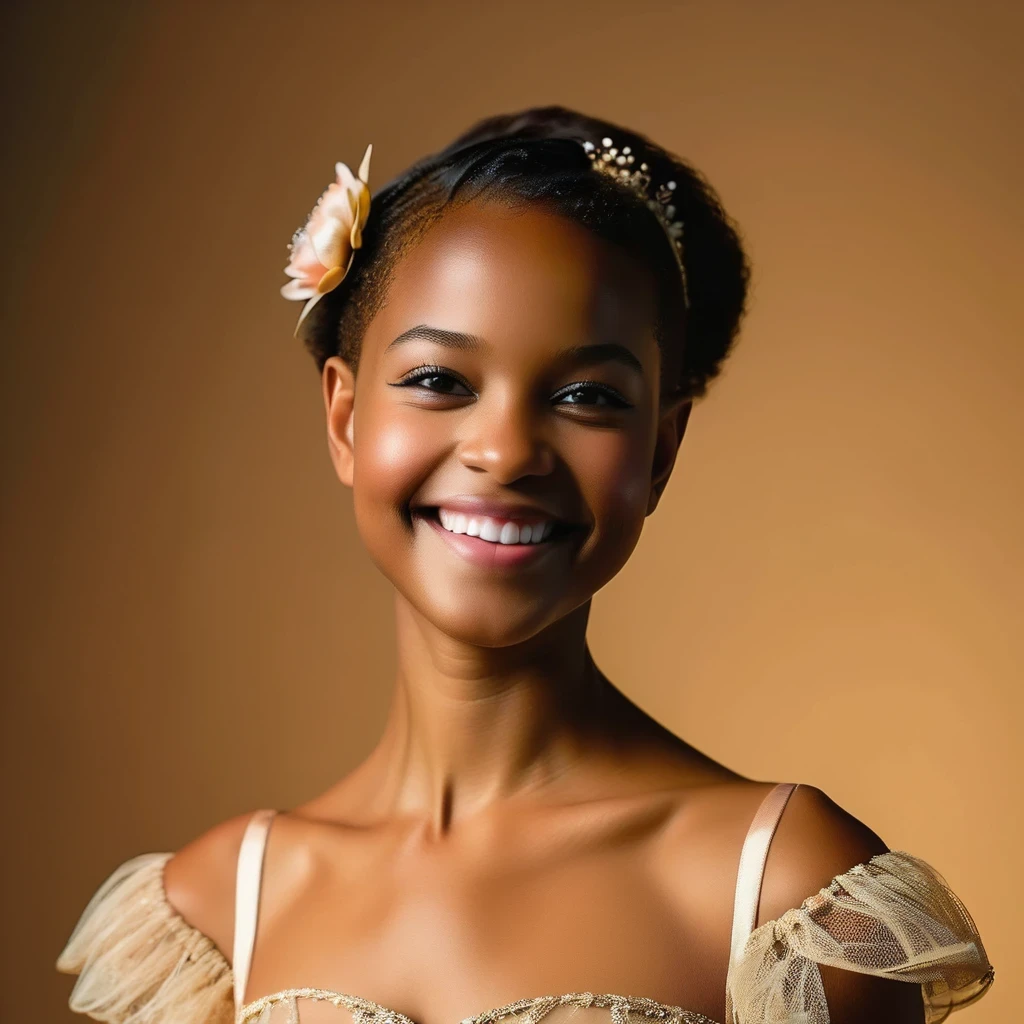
[581,430,652,513]
[351,405,438,521]
[538,423,653,607]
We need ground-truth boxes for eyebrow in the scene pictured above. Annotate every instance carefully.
[384,324,646,375]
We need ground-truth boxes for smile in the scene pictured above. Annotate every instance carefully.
[437,508,554,545]
[413,507,581,568]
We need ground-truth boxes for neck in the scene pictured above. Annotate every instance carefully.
[355,593,617,837]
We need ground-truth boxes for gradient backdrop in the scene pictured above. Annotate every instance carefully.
[2,2,1020,1021]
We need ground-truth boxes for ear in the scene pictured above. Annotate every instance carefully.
[647,391,692,516]
[323,356,357,488]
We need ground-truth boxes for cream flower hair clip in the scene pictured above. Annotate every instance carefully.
[281,143,373,335]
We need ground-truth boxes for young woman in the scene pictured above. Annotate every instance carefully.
[56,106,995,1024]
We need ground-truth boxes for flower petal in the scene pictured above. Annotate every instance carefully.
[357,143,372,184]
[281,278,316,300]
[335,161,358,196]
[350,188,365,249]
[308,215,350,270]
[285,229,328,282]
[316,265,345,293]
[284,256,326,287]
[284,252,322,280]
[293,292,325,336]
[356,183,371,231]
[319,181,351,220]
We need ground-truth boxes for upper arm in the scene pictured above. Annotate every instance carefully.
[162,811,253,964]
[758,784,926,1024]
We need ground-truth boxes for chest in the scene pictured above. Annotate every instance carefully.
[244,835,732,1024]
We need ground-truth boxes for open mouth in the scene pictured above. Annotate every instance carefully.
[411,506,583,549]
[411,505,581,570]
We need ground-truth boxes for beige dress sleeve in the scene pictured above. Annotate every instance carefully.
[56,852,234,1024]
[726,849,995,1024]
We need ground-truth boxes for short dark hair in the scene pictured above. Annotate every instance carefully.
[296,105,750,401]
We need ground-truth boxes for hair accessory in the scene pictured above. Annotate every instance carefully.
[582,136,689,309]
[281,143,373,336]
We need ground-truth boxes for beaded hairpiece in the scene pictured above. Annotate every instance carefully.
[582,136,690,309]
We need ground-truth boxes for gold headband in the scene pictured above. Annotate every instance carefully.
[582,136,689,309]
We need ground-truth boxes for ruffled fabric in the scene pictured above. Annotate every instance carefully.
[56,852,234,1024]
[727,850,995,1024]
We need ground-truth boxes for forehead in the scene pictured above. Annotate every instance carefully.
[364,199,658,363]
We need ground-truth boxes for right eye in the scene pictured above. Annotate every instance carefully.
[390,365,475,397]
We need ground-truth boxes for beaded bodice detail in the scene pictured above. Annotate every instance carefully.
[239,989,718,1024]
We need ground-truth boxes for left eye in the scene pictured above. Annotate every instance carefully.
[393,368,474,396]
[554,384,631,408]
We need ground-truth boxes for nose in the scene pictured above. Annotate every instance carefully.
[456,392,556,483]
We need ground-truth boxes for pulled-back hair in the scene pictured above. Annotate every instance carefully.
[297,105,750,400]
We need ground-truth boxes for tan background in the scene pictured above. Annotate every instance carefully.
[2,1,1019,1021]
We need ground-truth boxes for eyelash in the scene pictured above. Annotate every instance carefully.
[390,365,633,409]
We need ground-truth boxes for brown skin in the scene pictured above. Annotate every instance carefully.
[164,202,924,1023]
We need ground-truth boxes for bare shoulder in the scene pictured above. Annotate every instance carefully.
[757,781,889,925]
[661,779,922,1023]
[162,810,260,962]
[760,783,925,1024]
[162,807,322,965]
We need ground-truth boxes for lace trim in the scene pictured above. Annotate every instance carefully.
[238,989,720,1024]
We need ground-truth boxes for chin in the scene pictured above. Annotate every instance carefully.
[417,594,572,649]
[388,570,596,648]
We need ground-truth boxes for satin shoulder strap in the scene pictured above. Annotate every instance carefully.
[724,781,799,1024]
[232,808,278,1013]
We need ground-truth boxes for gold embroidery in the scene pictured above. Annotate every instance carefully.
[237,989,719,1024]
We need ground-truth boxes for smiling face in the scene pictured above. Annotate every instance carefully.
[323,199,691,647]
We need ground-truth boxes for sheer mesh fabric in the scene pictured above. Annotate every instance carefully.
[726,851,994,1023]
[56,847,994,1024]
[56,853,233,1024]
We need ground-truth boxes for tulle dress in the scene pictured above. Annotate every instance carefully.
[56,783,995,1024]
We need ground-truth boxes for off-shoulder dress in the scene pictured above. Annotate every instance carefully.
[56,783,995,1024]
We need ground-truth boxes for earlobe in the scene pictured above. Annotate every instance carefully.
[647,395,692,516]
[323,356,357,488]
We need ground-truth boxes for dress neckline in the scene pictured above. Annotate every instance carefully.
[237,987,721,1024]
[232,788,803,1024]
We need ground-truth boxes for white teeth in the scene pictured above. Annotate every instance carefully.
[435,509,556,545]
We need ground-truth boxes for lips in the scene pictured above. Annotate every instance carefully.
[411,502,585,570]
